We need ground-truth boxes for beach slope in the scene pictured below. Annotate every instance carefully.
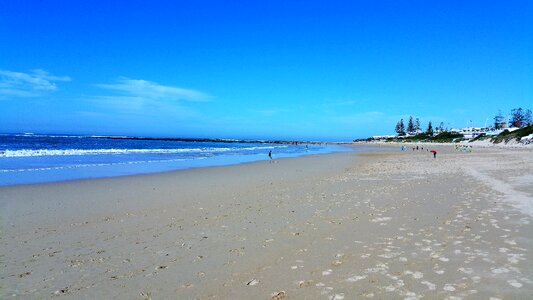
[1,147,532,299]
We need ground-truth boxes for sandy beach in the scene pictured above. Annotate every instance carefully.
[1,145,532,299]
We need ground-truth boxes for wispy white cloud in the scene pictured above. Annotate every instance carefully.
[87,77,211,120]
[86,94,203,121]
[96,77,210,102]
[0,69,71,97]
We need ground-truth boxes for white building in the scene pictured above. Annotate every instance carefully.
[450,127,490,139]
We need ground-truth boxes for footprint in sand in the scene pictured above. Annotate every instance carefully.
[405,270,423,279]
[383,285,396,292]
[346,275,366,283]
[332,260,343,266]
[320,287,333,295]
[458,267,473,274]
[443,284,456,291]
[507,254,522,264]
[421,281,436,290]
[491,267,509,274]
[507,279,523,288]
[504,239,517,246]
[297,280,314,288]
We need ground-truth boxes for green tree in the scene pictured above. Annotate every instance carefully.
[426,121,433,135]
[395,119,406,136]
[510,108,528,127]
[407,116,414,133]
[526,109,532,126]
[494,110,505,129]
[437,122,445,132]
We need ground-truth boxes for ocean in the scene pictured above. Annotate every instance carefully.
[0,133,351,186]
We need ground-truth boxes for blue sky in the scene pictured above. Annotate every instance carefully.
[1,1,531,141]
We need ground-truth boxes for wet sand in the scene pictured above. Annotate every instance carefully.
[1,146,532,299]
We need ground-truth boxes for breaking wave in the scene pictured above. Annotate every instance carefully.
[0,146,284,158]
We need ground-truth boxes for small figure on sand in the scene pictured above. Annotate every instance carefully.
[431,150,437,158]
[268,150,272,160]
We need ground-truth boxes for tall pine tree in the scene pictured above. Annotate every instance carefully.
[494,110,505,129]
[407,116,414,133]
[395,119,406,136]
[426,121,433,135]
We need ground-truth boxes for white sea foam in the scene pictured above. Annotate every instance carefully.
[0,158,193,173]
[1,135,344,185]
[0,146,283,158]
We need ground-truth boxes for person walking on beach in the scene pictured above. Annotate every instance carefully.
[431,150,437,158]
[268,150,272,160]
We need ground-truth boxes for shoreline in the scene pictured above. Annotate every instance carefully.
[0,143,386,188]
[1,150,356,189]
[2,147,532,298]
[355,140,533,149]
[0,142,359,187]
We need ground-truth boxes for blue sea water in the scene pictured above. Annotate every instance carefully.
[0,134,351,186]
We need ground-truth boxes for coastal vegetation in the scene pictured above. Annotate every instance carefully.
[363,107,533,145]
[394,116,445,137]
[406,131,464,143]
[472,125,533,144]
[378,124,533,144]
[509,108,532,128]
[381,131,464,143]
[397,108,531,135]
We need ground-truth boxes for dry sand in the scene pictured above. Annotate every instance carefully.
[1,145,532,299]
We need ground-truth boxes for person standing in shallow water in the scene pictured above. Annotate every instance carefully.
[268,150,272,160]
